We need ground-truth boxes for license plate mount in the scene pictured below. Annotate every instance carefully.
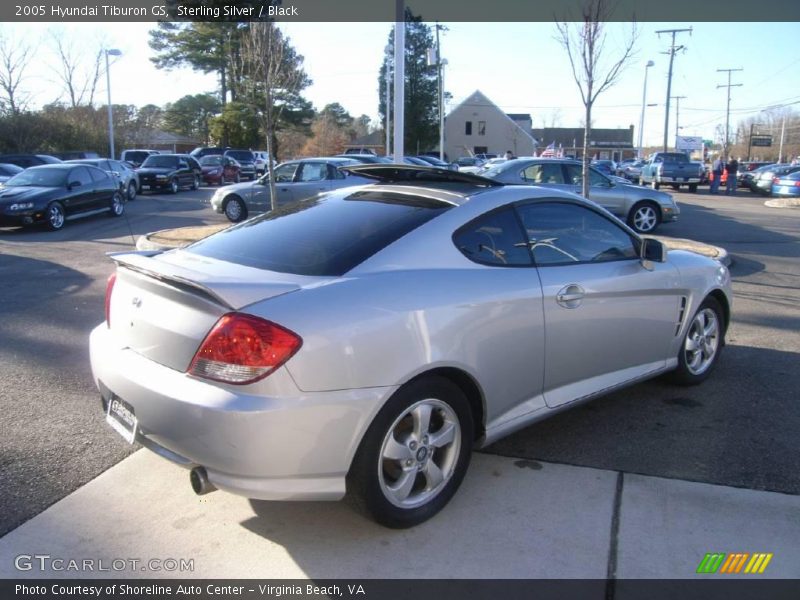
[106,395,138,444]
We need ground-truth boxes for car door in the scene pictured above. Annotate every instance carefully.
[63,166,99,215]
[514,200,682,408]
[452,206,547,425]
[563,163,625,216]
[290,161,333,202]
[255,162,298,211]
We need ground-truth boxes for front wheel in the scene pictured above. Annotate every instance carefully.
[127,181,137,201]
[628,201,660,234]
[45,202,66,231]
[688,183,698,193]
[347,376,473,528]
[671,297,725,385]
[223,196,247,223]
[191,175,200,190]
[169,178,179,194]
[109,192,125,217]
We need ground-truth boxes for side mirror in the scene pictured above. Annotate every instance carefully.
[68,181,81,189]
[640,237,666,268]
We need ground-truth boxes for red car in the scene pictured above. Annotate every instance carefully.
[199,155,241,185]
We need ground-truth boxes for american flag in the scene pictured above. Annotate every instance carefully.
[540,141,556,157]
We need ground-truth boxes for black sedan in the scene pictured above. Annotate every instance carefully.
[0,164,124,231]
[137,154,201,194]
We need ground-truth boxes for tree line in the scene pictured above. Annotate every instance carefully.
[0,15,441,161]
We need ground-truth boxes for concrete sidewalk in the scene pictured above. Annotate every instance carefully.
[1,451,796,579]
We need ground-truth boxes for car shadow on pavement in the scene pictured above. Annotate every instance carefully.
[483,342,800,497]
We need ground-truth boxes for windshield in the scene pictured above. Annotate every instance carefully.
[226,151,254,161]
[200,156,224,166]
[5,168,67,187]
[141,156,178,168]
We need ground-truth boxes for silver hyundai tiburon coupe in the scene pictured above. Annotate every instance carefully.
[90,165,732,528]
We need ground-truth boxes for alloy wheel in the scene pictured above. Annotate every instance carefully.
[377,398,461,509]
[633,205,658,233]
[684,308,720,376]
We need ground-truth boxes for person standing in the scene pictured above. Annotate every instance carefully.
[710,156,724,194]
[725,156,739,195]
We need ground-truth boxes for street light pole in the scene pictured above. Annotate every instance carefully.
[385,40,392,156]
[637,60,654,159]
[105,48,122,160]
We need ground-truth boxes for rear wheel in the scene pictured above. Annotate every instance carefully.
[347,376,473,528]
[45,202,65,231]
[671,297,724,385]
[191,175,200,190]
[109,192,125,217]
[223,196,247,222]
[628,201,660,234]
[688,183,698,193]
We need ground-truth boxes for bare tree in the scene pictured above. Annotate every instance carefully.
[0,30,32,115]
[555,0,637,197]
[240,21,309,210]
[49,29,106,107]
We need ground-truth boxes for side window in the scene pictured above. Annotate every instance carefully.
[87,167,110,183]
[520,164,542,183]
[477,121,486,136]
[69,167,94,187]
[178,160,189,169]
[187,157,200,170]
[299,162,327,182]
[515,202,639,266]
[465,121,472,136]
[563,164,608,187]
[328,164,346,180]
[274,163,298,183]
[453,207,532,267]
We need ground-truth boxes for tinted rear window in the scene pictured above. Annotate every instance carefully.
[187,192,451,276]
[142,156,178,168]
[227,151,254,161]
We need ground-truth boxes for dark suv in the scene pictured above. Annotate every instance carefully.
[190,147,228,160]
[137,154,201,194]
[223,149,256,180]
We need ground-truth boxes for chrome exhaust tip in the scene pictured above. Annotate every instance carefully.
[190,467,217,495]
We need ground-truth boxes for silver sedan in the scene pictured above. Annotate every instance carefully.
[482,158,679,234]
[210,157,372,222]
[90,165,731,528]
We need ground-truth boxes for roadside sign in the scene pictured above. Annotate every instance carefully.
[677,136,703,151]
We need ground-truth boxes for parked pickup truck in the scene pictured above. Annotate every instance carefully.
[639,152,704,192]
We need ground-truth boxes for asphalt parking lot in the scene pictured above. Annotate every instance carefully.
[0,185,798,539]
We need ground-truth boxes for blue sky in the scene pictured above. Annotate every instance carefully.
[6,20,800,146]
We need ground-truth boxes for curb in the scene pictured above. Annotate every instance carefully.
[765,198,800,209]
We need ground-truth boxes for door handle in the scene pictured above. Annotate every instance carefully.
[556,284,585,308]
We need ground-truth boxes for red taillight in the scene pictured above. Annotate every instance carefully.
[773,177,780,184]
[188,313,302,385]
[105,272,117,328]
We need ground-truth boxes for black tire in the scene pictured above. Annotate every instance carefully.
[169,178,179,194]
[223,196,247,223]
[671,296,725,386]
[670,184,680,190]
[127,181,137,201]
[45,202,66,231]
[109,192,125,217]
[627,201,661,234]
[651,180,660,190]
[191,175,200,190]
[346,376,474,528]
[688,183,698,193]
[234,173,241,183]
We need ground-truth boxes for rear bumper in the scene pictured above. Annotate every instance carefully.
[658,176,701,184]
[89,324,393,500]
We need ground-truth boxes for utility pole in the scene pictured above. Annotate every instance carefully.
[778,114,786,163]
[717,68,743,159]
[671,95,686,150]
[385,39,392,156]
[656,27,691,152]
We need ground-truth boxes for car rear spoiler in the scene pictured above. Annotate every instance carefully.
[341,164,503,187]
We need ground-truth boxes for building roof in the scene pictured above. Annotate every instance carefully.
[447,90,537,147]
[506,113,532,121]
